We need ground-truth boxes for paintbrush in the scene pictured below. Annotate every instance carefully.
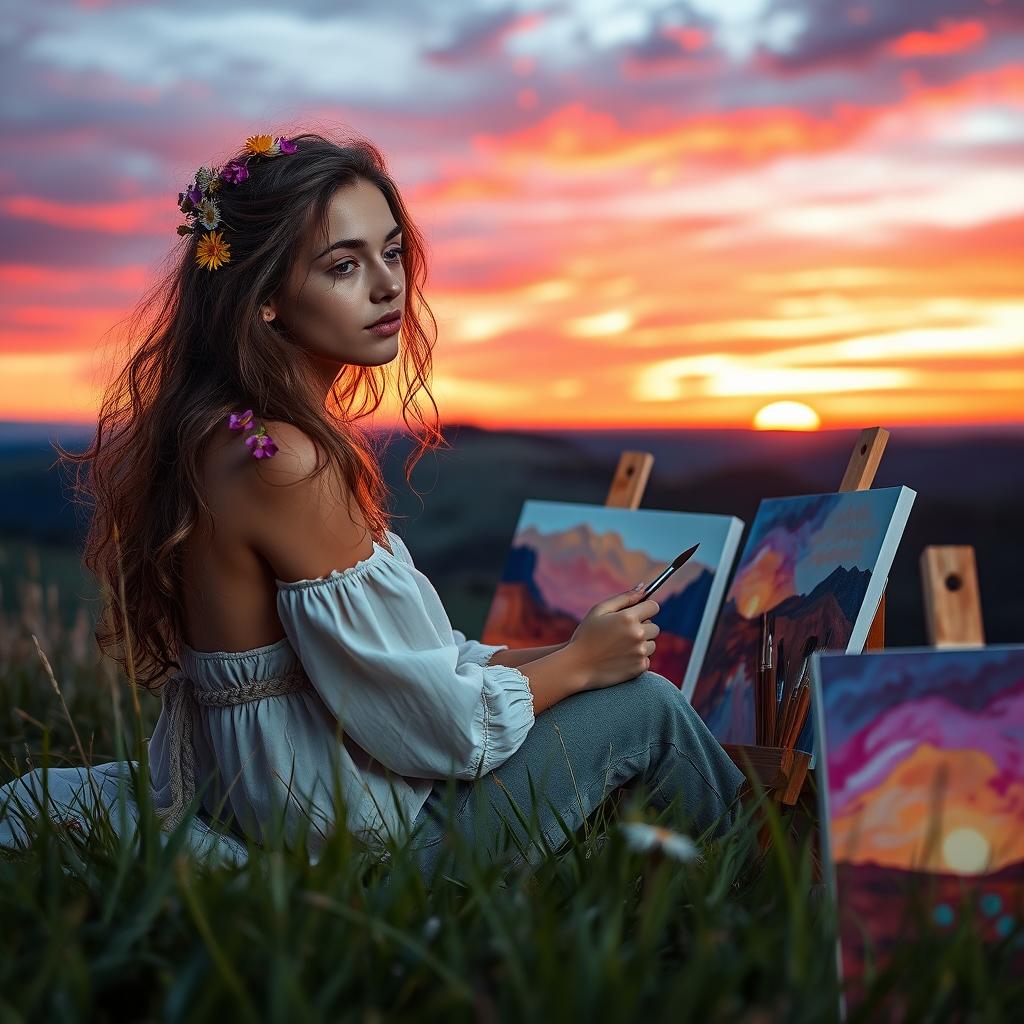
[783,630,833,748]
[784,686,812,750]
[769,636,785,745]
[776,635,811,748]
[755,613,767,744]
[764,615,776,745]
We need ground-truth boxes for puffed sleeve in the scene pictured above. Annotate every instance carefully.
[275,536,535,782]
[385,531,510,669]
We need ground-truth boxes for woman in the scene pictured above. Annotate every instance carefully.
[0,130,744,881]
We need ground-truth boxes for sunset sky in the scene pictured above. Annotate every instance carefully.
[2,0,1023,429]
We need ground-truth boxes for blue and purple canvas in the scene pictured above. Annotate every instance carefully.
[690,486,915,749]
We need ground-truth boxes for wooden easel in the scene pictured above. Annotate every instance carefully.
[713,426,891,809]
[920,545,985,647]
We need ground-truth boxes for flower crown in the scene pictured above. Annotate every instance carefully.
[228,409,278,459]
[177,134,298,271]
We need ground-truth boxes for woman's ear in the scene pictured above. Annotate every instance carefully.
[261,304,276,324]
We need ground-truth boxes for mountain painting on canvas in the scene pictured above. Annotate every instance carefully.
[813,647,1024,1020]
[479,500,744,699]
[689,486,916,750]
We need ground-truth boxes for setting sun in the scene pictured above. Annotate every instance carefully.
[941,827,992,875]
[753,401,822,432]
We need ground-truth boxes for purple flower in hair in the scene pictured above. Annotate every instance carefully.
[278,137,298,155]
[245,427,278,459]
[220,160,249,185]
[228,409,254,431]
[186,183,203,205]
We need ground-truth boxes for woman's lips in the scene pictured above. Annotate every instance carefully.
[366,316,401,336]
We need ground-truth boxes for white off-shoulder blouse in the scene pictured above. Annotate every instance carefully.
[147,529,536,856]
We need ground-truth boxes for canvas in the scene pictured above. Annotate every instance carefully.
[689,486,916,752]
[812,646,1024,1020]
[479,500,744,699]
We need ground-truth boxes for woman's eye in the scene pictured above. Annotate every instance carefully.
[329,246,405,277]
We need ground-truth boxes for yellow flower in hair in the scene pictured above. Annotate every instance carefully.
[195,230,231,271]
[244,134,275,157]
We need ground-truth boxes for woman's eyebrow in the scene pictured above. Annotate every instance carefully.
[314,224,402,261]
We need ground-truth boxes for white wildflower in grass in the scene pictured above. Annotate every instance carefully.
[619,822,699,862]
[422,916,441,941]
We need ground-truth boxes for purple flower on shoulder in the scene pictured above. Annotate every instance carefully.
[277,137,298,155]
[228,409,254,431]
[245,428,278,459]
[220,160,249,185]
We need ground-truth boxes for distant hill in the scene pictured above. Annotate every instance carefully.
[1,420,1022,647]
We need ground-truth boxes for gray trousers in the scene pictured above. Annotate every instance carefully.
[406,670,746,883]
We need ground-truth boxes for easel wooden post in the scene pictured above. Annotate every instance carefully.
[604,452,654,510]
[839,427,890,651]
[920,546,985,647]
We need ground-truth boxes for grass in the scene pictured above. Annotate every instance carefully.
[1,542,1021,1022]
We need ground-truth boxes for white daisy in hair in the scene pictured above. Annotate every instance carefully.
[197,198,221,231]
[619,821,700,862]
[195,165,217,191]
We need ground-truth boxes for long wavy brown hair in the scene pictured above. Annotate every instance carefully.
[57,130,448,692]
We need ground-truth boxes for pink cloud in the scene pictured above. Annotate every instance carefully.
[828,682,1024,816]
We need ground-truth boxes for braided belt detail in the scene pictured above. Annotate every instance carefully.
[155,667,312,833]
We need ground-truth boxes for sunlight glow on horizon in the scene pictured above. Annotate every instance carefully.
[753,401,821,431]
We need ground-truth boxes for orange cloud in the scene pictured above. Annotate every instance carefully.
[0,195,171,234]
[467,61,1024,175]
[0,264,150,295]
[661,26,709,52]
[473,100,873,170]
[887,19,987,58]
[728,543,794,620]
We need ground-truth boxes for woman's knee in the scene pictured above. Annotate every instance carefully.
[621,670,687,716]
[624,672,730,751]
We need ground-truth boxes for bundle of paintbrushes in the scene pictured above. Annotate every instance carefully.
[754,612,833,748]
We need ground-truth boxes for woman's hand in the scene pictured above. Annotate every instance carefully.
[566,587,661,690]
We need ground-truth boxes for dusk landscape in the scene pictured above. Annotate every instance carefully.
[2,0,1023,1018]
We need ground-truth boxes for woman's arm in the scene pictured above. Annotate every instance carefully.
[489,642,569,669]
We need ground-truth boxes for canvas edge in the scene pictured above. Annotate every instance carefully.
[811,650,849,1022]
[680,515,746,702]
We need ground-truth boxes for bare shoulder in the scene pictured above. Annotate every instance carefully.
[242,420,325,487]
[233,419,376,584]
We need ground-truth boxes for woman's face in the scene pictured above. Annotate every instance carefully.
[270,178,406,370]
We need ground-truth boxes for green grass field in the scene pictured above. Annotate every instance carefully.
[1,543,1020,1022]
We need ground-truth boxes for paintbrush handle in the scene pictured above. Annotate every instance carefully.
[785,686,811,749]
[754,662,761,744]
[782,684,798,749]
[781,683,804,748]
[781,658,803,709]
